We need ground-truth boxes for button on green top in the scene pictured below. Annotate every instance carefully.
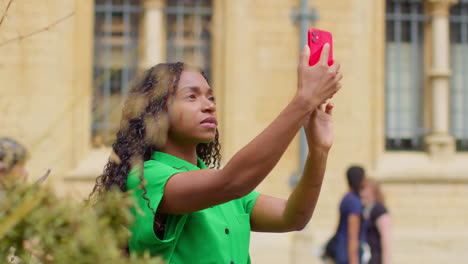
[127,152,260,264]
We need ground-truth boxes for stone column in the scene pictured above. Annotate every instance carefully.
[141,0,165,69]
[425,0,457,158]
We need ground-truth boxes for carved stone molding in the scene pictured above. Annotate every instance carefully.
[426,0,458,16]
[143,0,164,9]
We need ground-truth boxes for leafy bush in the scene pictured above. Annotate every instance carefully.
[0,182,163,264]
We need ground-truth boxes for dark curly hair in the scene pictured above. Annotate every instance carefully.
[0,137,28,175]
[90,62,221,233]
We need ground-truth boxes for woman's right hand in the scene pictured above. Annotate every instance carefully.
[296,44,342,111]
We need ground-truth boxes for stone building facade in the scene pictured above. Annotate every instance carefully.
[1,0,467,263]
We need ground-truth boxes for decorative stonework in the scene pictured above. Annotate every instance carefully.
[427,0,459,16]
[425,0,457,157]
[143,0,164,9]
[425,133,455,159]
[141,0,166,69]
[428,67,452,78]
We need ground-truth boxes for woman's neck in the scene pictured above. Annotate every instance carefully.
[160,138,198,166]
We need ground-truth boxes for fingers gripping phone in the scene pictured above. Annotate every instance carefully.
[308,28,334,66]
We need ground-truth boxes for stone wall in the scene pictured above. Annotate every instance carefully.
[2,0,467,263]
[0,0,93,188]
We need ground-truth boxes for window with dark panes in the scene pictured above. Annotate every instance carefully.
[385,0,426,151]
[449,0,468,151]
[92,0,142,147]
[165,0,213,80]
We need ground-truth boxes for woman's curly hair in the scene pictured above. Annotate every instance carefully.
[90,62,221,230]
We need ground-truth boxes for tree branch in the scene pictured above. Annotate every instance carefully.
[0,0,14,28]
[0,11,75,47]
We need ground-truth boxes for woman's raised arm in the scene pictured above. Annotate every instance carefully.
[159,44,342,215]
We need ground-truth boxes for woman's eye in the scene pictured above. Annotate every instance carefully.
[209,96,216,102]
[187,94,196,99]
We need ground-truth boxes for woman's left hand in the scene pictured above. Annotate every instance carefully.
[304,102,334,151]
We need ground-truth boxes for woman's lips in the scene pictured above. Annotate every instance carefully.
[200,122,217,128]
[200,117,217,128]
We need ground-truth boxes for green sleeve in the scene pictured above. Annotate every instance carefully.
[127,161,187,256]
[242,190,261,215]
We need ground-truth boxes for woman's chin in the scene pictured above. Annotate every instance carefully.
[198,138,215,144]
[196,134,216,144]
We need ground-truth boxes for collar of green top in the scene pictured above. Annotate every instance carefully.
[151,151,208,170]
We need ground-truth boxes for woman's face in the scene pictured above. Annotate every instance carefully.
[10,163,28,181]
[1,163,27,184]
[360,180,374,205]
[166,70,217,144]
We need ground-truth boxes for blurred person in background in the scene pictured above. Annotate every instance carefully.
[333,165,367,264]
[361,178,392,264]
[0,137,28,192]
[90,44,344,263]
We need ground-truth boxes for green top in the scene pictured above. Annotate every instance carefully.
[127,152,260,264]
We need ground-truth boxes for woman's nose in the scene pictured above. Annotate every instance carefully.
[202,98,216,112]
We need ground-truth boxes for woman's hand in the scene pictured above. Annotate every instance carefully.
[296,44,342,111]
[304,103,334,151]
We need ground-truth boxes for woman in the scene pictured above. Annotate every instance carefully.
[361,179,392,264]
[91,44,342,263]
[0,137,28,205]
[0,137,28,189]
[333,166,366,264]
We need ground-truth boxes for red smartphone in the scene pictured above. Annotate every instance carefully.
[308,28,333,66]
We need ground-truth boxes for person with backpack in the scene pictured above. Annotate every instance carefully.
[330,166,367,264]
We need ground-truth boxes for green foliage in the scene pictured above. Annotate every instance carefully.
[0,183,163,264]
